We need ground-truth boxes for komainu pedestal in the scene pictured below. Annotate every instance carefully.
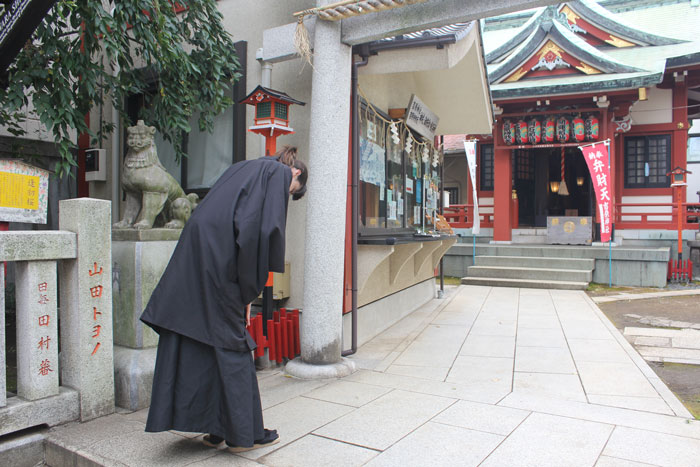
[112,229,180,410]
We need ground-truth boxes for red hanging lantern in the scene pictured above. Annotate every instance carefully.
[585,115,599,141]
[502,120,515,145]
[517,119,528,144]
[544,117,556,143]
[556,116,570,143]
[572,115,585,142]
[528,118,541,144]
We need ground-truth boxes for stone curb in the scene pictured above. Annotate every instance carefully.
[591,289,700,303]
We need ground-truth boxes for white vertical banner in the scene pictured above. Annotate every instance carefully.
[463,141,480,235]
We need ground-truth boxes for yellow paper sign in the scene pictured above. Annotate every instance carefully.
[0,171,40,210]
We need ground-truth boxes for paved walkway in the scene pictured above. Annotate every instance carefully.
[47,286,700,466]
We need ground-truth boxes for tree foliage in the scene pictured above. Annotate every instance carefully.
[0,0,241,176]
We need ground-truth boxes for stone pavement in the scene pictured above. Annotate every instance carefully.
[46,286,700,466]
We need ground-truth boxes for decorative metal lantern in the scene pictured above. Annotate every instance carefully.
[528,118,541,144]
[544,117,556,143]
[584,115,599,141]
[556,116,570,143]
[502,120,515,145]
[239,85,306,155]
[517,119,528,144]
[572,115,585,142]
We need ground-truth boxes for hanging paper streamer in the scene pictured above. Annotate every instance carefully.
[431,147,440,168]
[463,140,480,235]
[579,141,613,243]
[390,121,400,145]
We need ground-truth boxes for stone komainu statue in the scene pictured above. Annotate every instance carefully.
[113,120,198,230]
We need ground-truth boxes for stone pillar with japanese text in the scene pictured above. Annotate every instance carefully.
[15,260,59,401]
[59,198,115,421]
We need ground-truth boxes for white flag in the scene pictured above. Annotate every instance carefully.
[463,141,480,235]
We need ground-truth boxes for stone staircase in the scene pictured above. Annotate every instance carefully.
[461,248,595,290]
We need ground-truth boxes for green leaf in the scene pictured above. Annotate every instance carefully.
[0,0,240,178]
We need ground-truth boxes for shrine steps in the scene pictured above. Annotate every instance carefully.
[0,426,46,467]
[461,276,590,290]
[461,255,593,290]
[444,243,669,288]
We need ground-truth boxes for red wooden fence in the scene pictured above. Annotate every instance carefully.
[443,203,495,229]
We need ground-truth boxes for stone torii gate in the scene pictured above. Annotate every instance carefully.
[263,0,562,378]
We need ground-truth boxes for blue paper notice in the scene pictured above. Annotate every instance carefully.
[416,180,422,204]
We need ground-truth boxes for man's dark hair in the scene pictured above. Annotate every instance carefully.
[275,146,297,166]
[291,159,308,200]
[273,146,308,200]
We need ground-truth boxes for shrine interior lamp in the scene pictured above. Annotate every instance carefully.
[550,181,560,193]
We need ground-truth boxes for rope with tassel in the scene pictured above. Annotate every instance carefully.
[559,147,569,196]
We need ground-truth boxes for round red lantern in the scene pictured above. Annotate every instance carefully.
[502,120,515,145]
[572,115,585,142]
[517,119,528,144]
[544,117,556,143]
[556,116,570,143]
[528,118,541,144]
[585,115,599,141]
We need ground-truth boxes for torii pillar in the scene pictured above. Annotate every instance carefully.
[285,4,355,378]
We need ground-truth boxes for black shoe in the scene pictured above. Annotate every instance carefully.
[225,429,280,453]
[202,434,225,448]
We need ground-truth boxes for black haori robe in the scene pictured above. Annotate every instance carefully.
[141,157,292,446]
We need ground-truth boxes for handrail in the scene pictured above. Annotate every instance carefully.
[443,201,700,230]
[615,202,700,230]
[443,203,495,229]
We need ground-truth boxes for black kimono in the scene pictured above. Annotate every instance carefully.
[141,156,292,446]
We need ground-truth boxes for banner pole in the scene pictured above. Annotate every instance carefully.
[605,139,612,287]
[463,140,480,265]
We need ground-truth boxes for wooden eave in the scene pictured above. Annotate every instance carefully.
[489,19,642,85]
[560,0,685,48]
[238,85,306,106]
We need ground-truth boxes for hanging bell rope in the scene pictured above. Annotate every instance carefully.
[293,0,427,67]
[559,147,570,196]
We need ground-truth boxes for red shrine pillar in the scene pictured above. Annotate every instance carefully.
[493,146,513,242]
[673,79,689,202]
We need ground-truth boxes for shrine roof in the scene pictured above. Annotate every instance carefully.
[239,85,306,106]
[561,0,683,47]
[483,1,695,100]
[488,14,643,84]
